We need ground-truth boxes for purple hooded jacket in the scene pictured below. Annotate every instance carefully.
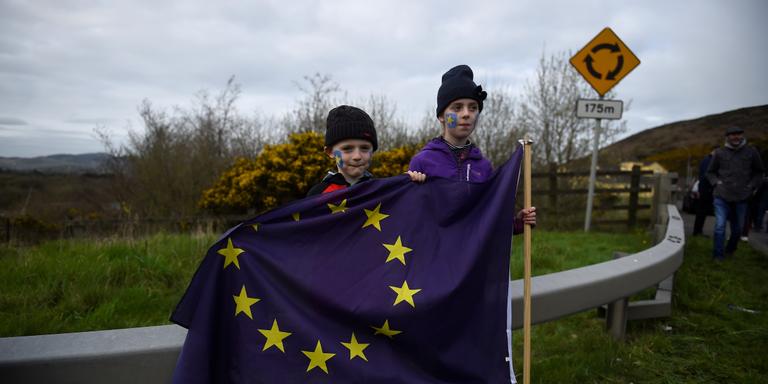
[409,138,494,182]
[409,138,524,233]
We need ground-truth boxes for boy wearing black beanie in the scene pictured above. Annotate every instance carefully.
[308,105,425,196]
[408,64,536,229]
[307,105,377,196]
[409,64,490,181]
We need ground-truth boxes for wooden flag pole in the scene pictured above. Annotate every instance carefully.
[522,137,533,384]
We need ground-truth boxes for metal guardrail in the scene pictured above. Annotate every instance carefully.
[0,325,186,384]
[0,205,684,383]
[508,204,684,328]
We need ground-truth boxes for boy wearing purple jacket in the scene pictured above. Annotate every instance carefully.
[408,64,535,230]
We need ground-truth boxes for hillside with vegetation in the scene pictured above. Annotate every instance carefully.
[594,104,768,175]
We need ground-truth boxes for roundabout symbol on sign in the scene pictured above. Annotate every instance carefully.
[584,43,623,80]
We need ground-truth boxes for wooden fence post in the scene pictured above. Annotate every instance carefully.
[651,174,661,227]
[651,173,675,228]
[548,164,558,216]
[3,216,9,245]
[628,165,641,228]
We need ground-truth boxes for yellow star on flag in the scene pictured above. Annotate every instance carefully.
[292,212,301,222]
[258,319,292,352]
[383,236,412,265]
[340,333,369,361]
[302,340,336,374]
[362,202,389,231]
[389,280,422,308]
[218,237,245,270]
[233,285,260,319]
[328,199,348,214]
[447,114,455,125]
[371,319,402,339]
[251,223,260,232]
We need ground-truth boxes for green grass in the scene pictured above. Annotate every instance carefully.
[511,230,651,277]
[2,231,766,382]
[510,234,768,383]
[0,230,644,337]
[0,233,215,336]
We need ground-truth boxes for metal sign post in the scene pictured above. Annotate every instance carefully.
[570,27,640,231]
[584,97,602,232]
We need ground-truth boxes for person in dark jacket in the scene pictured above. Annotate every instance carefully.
[752,175,768,232]
[408,64,535,232]
[307,105,425,196]
[692,146,718,236]
[743,176,768,237]
[705,126,765,260]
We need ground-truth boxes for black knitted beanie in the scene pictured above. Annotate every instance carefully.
[435,65,487,117]
[325,105,378,151]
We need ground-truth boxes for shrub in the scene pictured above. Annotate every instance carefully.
[200,132,422,213]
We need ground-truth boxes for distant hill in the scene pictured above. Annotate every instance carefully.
[598,104,768,168]
[0,153,111,173]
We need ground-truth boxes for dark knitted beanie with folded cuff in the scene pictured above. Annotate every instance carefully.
[435,64,488,118]
[325,105,378,151]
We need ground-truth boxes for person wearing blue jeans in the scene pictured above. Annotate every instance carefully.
[712,197,748,258]
[706,126,764,260]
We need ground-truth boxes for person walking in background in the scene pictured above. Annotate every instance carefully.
[692,146,718,236]
[756,175,768,232]
[741,146,768,239]
[706,126,765,260]
[745,174,768,234]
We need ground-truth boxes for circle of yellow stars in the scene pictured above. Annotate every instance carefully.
[216,198,425,375]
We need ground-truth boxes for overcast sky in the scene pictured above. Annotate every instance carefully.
[1,0,766,157]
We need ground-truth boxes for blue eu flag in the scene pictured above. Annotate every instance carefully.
[171,147,523,383]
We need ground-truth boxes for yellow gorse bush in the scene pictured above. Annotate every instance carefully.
[200,132,423,213]
[369,144,421,177]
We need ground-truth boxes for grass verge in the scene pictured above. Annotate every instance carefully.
[511,234,768,383]
[0,233,214,336]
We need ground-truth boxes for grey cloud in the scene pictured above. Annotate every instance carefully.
[0,117,28,125]
[64,117,116,125]
[0,0,766,156]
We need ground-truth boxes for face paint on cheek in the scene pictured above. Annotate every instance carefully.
[333,150,344,169]
[445,112,458,129]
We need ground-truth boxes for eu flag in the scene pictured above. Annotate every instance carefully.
[171,146,523,383]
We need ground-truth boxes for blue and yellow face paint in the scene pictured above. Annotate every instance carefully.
[333,149,344,169]
[445,112,458,129]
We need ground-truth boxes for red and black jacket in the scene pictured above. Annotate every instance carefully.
[307,171,374,196]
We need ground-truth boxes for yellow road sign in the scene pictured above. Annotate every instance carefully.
[570,27,640,96]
